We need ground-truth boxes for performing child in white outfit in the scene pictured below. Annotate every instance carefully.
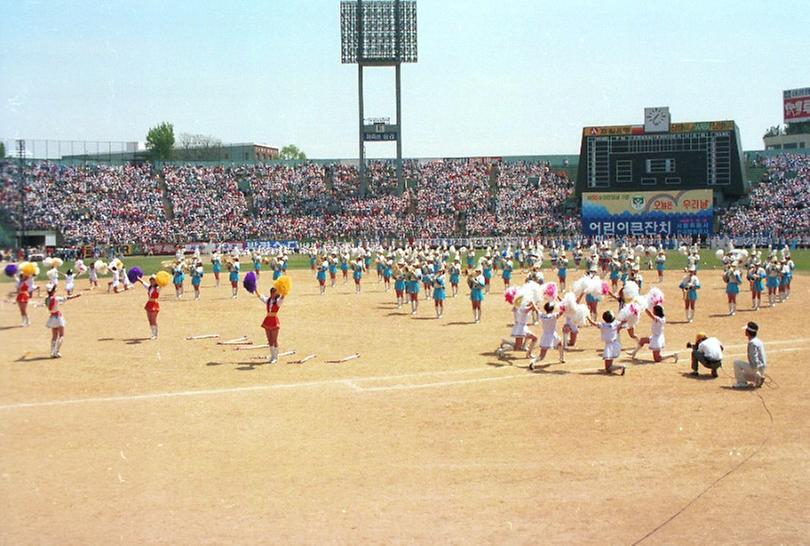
[44,283,80,358]
[588,310,627,375]
[496,299,537,362]
[529,302,565,369]
[629,305,679,363]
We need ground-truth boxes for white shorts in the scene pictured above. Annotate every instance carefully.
[65,283,74,292]
[46,314,66,328]
[510,322,531,337]
[649,334,665,351]
[540,332,560,349]
[603,341,621,360]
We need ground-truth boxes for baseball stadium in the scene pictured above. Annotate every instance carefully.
[1,1,809,544]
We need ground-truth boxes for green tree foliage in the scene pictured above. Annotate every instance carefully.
[145,122,175,160]
[785,121,810,135]
[278,144,307,160]
[0,142,5,158]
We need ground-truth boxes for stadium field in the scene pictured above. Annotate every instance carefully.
[1,265,808,544]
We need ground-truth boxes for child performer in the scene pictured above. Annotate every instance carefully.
[557,255,568,290]
[529,302,565,369]
[723,262,742,316]
[382,260,392,292]
[747,262,764,311]
[496,298,538,361]
[421,262,433,300]
[502,259,513,290]
[211,253,222,287]
[629,305,678,363]
[587,310,627,375]
[406,267,421,315]
[562,313,579,348]
[107,266,122,294]
[228,259,240,299]
[328,254,338,287]
[137,275,161,339]
[255,286,284,364]
[15,273,31,327]
[252,253,262,278]
[679,266,700,323]
[468,267,485,323]
[172,265,185,299]
[765,258,780,307]
[88,261,99,290]
[191,262,203,300]
[394,263,406,309]
[482,258,493,294]
[432,268,446,318]
[449,259,461,297]
[44,283,80,358]
[340,255,349,285]
[352,258,364,294]
[316,260,328,295]
[655,250,666,283]
[64,268,77,296]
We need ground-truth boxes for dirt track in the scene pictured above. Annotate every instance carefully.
[2,269,808,544]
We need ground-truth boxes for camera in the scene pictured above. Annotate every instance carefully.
[686,342,693,349]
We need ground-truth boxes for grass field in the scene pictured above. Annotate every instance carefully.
[1,263,809,543]
[3,248,809,285]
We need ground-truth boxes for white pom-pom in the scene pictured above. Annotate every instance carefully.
[715,249,724,261]
[623,280,640,301]
[679,245,689,256]
[646,287,665,307]
[647,246,657,254]
[618,303,641,328]
[634,244,645,255]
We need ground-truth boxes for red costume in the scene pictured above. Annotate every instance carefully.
[144,286,160,312]
[261,296,281,330]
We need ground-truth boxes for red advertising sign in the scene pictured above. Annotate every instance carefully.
[784,88,810,123]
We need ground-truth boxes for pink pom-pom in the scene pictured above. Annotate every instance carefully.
[504,286,518,304]
[543,282,558,300]
[601,281,610,296]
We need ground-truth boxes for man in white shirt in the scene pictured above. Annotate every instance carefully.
[733,322,767,388]
[689,332,723,378]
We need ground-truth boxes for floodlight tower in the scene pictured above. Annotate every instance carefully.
[340,0,417,197]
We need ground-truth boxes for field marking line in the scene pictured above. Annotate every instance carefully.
[1,340,808,410]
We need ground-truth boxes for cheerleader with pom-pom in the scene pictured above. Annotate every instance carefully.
[64,269,77,296]
[136,275,162,339]
[211,253,222,287]
[678,266,700,323]
[328,254,338,287]
[15,273,32,327]
[88,261,99,290]
[629,305,678,363]
[107,266,122,294]
[608,259,621,290]
[468,267,485,323]
[496,296,537,361]
[228,259,240,299]
[255,285,284,364]
[582,266,602,321]
[44,283,80,358]
[529,302,565,369]
[432,269,446,318]
[723,263,742,315]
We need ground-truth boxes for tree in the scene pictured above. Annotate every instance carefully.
[145,122,175,160]
[785,121,810,135]
[177,132,224,161]
[0,142,4,159]
[278,144,307,160]
[763,125,784,138]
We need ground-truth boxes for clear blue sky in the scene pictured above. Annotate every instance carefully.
[1,0,807,158]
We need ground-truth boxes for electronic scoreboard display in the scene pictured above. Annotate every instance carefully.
[575,121,747,197]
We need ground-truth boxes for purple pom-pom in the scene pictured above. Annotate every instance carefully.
[127,267,143,284]
[243,271,257,293]
[4,263,18,277]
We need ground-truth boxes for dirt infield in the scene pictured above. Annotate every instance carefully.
[2,269,809,544]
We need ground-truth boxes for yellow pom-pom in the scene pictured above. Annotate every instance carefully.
[51,257,64,268]
[20,262,36,276]
[273,275,291,297]
[155,271,171,288]
[95,260,109,274]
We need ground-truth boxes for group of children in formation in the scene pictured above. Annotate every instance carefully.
[6,238,798,368]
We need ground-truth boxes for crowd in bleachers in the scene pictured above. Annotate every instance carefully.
[1,153,807,246]
[720,154,810,239]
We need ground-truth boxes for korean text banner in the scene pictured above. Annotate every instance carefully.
[783,88,810,124]
[582,190,713,237]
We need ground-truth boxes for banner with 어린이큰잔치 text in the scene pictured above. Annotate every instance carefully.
[581,190,713,237]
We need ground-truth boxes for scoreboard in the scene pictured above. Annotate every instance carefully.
[575,120,747,197]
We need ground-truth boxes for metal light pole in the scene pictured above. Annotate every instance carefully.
[17,139,27,259]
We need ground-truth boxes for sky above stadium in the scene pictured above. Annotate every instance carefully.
[1,0,807,159]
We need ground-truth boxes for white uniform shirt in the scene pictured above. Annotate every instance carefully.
[697,337,723,361]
